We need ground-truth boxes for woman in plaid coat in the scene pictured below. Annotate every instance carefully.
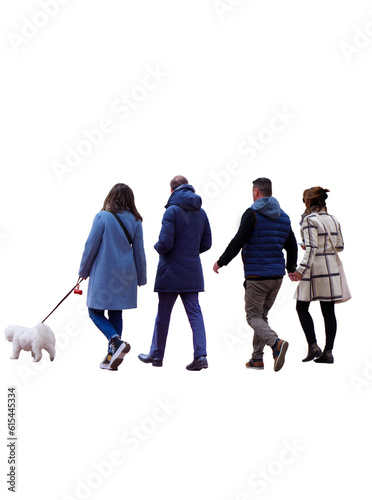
[291,187,344,364]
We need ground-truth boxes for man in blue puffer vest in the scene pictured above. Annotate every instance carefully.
[213,178,297,372]
[139,176,212,370]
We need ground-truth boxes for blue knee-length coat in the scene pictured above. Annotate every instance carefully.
[154,184,212,293]
[78,210,147,310]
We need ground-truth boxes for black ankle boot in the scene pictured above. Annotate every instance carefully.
[314,349,334,364]
[302,343,322,362]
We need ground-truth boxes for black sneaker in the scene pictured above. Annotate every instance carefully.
[186,356,208,371]
[108,337,131,370]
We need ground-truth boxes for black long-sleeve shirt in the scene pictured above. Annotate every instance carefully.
[217,208,298,278]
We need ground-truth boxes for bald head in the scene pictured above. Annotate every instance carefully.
[170,175,188,192]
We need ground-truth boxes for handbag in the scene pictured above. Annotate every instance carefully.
[313,214,351,303]
[109,211,133,246]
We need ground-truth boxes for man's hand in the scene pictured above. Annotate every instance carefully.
[213,262,221,274]
[288,271,303,282]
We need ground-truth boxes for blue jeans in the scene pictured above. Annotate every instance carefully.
[149,292,207,361]
[88,309,123,354]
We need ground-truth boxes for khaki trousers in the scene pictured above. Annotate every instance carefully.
[244,278,283,360]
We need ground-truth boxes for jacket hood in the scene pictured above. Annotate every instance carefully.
[251,196,281,220]
[165,184,202,212]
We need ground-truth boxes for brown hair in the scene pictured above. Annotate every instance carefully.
[102,183,143,221]
[302,186,330,216]
[170,175,188,192]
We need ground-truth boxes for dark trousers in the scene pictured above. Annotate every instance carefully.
[150,292,207,360]
[296,301,337,350]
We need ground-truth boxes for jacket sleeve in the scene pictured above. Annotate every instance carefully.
[283,229,298,273]
[133,222,147,286]
[199,216,212,254]
[154,208,175,255]
[78,213,105,278]
[336,221,344,253]
[296,217,318,277]
[217,209,256,267]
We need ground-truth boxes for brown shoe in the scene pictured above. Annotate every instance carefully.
[273,339,289,372]
[246,359,264,370]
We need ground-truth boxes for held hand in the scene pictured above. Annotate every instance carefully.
[213,262,221,274]
[289,271,303,282]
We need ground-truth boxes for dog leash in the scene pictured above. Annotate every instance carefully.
[41,278,84,323]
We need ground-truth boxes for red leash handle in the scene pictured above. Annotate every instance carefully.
[41,278,84,324]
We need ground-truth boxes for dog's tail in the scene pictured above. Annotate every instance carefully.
[35,323,56,346]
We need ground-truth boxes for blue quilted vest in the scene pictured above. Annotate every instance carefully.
[243,210,291,277]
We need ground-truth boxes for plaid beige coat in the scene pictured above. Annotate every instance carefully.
[295,211,344,302]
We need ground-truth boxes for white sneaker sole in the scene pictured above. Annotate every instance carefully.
[109,342,131,370]
[274,341,289,372]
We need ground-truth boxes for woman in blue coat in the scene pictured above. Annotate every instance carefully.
[79,183,146,370]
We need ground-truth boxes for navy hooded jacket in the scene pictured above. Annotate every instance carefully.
[154,184,212,293]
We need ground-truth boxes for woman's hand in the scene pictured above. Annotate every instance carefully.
[289,271,303,282]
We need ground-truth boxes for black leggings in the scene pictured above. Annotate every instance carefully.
[296,301,337,350]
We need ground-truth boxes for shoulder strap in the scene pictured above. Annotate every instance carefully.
[109,211,133,246]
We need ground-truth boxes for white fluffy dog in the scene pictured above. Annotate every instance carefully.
[5,323,56,362]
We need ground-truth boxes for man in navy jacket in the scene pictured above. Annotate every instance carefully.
[139,176,212,370]
[213,178,297,372]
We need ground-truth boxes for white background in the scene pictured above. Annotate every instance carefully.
[0,1,370,499]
